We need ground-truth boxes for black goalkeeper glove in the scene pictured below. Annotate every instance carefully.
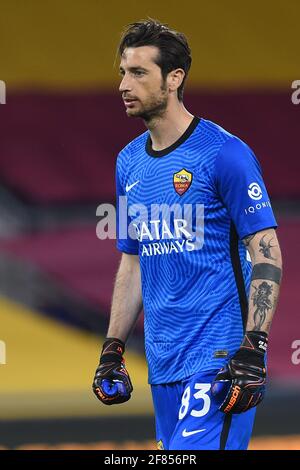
[92,337,133,405]
[212,331,268,414]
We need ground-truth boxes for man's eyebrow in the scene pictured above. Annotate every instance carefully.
[119,66,148,72]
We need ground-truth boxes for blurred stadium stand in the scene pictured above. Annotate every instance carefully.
[0,0,299,449]
[0,92,299,202]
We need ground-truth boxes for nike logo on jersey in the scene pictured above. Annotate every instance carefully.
[126,180,139,192]
[182,428,206,437]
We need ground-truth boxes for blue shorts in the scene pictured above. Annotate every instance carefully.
[151,370,256,450]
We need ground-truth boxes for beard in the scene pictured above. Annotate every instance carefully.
[126,81,169,121]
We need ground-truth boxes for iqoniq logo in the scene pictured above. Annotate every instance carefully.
[0,81,6,104]
[247,182,262,201]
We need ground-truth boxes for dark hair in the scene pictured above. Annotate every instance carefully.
[118,19,192,101]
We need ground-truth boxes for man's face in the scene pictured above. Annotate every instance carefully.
[119,46,169,120]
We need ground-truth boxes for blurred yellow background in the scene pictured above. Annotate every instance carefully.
[1,0,298,89]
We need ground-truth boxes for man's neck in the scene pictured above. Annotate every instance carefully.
[145,103,194,151]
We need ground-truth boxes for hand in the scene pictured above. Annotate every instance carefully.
[92,338,133,405]
[212,331,268,414]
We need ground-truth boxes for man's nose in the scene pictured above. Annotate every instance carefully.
[119,74,132,93]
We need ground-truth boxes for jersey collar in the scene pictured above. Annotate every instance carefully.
[146,116,201,158]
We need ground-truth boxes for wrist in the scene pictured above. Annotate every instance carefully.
[100,337,125,364]
[241,331,268,356]
[232,331,268,368]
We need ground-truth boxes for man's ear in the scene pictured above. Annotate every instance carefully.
[167,68,185,94]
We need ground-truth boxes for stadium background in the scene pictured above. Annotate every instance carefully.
[0,0,299,449]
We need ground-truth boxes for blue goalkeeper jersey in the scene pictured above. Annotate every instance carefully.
[116,117,278,384]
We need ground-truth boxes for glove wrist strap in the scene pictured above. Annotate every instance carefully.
[100,337,125,364]
[241,331,268,357]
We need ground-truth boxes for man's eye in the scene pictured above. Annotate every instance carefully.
[134,71,144,77]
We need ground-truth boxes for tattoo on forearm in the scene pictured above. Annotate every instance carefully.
[248,260,282,332]
[251,263,282,285]
[251,281,273,330]
[243,234,255,246]
[259,234,277,260]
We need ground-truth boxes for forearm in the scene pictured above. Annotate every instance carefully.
[244,230,283,333]
[107,253,143,342]
[246,264,281,333]
[213,229,282,414]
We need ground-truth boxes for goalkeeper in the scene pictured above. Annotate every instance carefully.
[92,19,282,450]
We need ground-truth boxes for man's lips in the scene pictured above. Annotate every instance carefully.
[123,98,138,107]
[123,97,138,101]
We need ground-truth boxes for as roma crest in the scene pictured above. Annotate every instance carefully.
[173,168,193,196]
